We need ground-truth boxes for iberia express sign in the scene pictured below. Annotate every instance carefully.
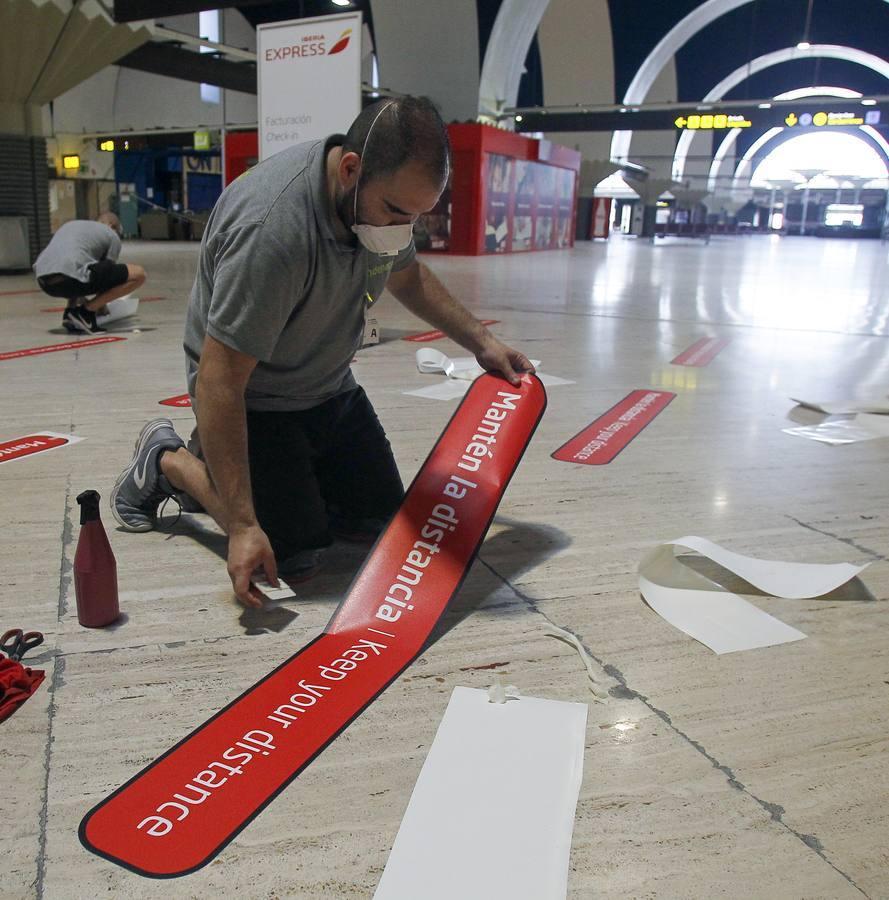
[257,12,361,160]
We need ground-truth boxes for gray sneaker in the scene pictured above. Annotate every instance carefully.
[111,419,185,532]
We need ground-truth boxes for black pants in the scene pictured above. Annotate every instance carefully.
[37,259,129,301]
[245,387,404,562]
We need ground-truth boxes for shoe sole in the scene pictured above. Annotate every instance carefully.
[110,419,176,533]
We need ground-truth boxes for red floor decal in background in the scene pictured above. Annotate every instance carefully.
[0,432,82,465]
[80,372,546,878]
[403,320,499,342]
[671,336,730,367]
[158,394,192,407]
[0,336,125,361]
[552,389,675,465]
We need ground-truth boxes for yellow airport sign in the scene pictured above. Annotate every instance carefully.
[674,113,752,130]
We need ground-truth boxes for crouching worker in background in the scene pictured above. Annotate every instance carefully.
[34,212,146,335]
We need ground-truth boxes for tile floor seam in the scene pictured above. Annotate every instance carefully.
[785,515,888,563]
[477,556,872,899]
[481,303,889,340]
[34,476,74,900]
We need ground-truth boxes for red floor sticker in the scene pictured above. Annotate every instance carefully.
[0,288,41,296]
[0,432,83,465]
[404,320,499,342]
[552,389,675,465]
[159,394,192,407]
[671,336,730,367]
[80,372,546,878]
[0,336,125,361]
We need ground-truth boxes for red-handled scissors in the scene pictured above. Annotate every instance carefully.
[0,628,44,662]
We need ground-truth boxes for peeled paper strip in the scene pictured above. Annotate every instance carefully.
[374,687,587,900]
[790,395,889,415]
[639,536,868,654]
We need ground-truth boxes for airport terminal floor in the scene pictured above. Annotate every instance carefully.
[2,233,889,898]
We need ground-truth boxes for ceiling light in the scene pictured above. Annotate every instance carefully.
[331,0,352,6]
[758,102,772,109]
[861,99,877,106]
[515,115,523,122]
[796,41,811,50]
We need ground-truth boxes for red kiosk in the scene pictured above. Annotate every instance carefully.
[442,123,581,255]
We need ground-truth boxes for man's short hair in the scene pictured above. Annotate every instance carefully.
[97,211,122,237]
[343,96,450,187]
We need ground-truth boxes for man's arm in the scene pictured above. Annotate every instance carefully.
[195,334,278,604]
[385,260,534,386]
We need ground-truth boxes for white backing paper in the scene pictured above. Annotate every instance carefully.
[250,577,297,600]
[639,536,868,654]
[96,294,139,325]
[403,379,472,401]
[374,686,587,900]
[783,414,889,445]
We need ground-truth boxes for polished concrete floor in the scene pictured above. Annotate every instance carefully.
[1,234,888,899]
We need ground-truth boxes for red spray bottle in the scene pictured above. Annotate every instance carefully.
[74,490,120,628]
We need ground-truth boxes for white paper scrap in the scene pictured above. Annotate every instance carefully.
[96,294,139,325]
[639,536,868,654]
[409,350,566,399]
[374,686,587,900]
[250,577,296,601]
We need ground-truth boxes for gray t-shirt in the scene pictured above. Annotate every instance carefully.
[33,221,121,283]
[184,135,416,411]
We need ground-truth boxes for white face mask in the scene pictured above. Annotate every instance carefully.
[350,101,415,257]
[351,221,414,256]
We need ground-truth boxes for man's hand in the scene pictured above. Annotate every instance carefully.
[228,524,278,608]
[476,336,536,387]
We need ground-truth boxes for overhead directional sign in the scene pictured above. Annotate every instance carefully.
[512,100,887,134]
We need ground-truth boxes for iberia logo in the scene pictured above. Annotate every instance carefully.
[328,28,352,55]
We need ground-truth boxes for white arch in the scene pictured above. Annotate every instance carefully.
[672,46,889,180]
[611,0,752,161]
[706,87,863,191]
[478,0,550,119]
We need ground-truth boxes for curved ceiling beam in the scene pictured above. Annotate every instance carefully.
[672,45,889,180]
[611,0,889,162]
[478,0,550,119]
[706,87,863,191]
